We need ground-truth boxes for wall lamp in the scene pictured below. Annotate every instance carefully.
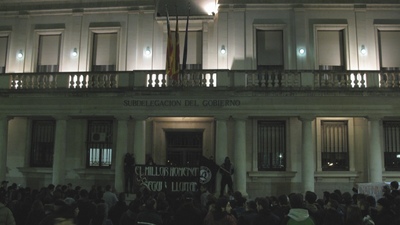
[71,48,78,57]
[145,46,152,56]
[16,50,24,59]
[360,45,367,55]
[298,48,306,56]
[220,45,226,54]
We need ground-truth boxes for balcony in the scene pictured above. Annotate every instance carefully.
[1,70,399,91]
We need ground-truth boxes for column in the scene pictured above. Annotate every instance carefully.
[215,117,228,195]
[52,116,68,185]
[0,116,10,181]
[114,116,130,193]
[233,117,247,196]
[300,116,316,193]
[133,117,147,165]
[368,116,383,183]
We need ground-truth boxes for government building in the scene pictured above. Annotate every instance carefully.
[1,0,400,198]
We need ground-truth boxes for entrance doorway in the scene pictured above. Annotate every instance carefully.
[165,130,203,166]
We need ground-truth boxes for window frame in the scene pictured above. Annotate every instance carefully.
[383,120,400,171]
[314,24,349,70]
[252,118,289,172]
[0,32,11,74]
[86,119,114,168]
[374,25,400,70]
[88,27,121,72]
[32,29,64,72]
[316,117,355,172]
[253,24,287,70]
[30,119,56,167]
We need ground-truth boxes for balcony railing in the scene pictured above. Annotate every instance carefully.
[1,70,399,90]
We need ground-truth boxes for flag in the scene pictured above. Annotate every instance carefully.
[182,5,190,74]
[165,7,175,79]
[200,155,219,193]
[173,11,180,80]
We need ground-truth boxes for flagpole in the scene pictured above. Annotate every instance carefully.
[182,2,190,82]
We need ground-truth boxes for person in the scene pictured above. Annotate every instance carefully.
[124,153,135,195]
[136,197,163,225]
[390,180,399,198]
[101,185,117,211]
[344,205,363,225]
[203,196,237,225]
[76,189,96,225]
[174,192,203,225]
[108,192,128,225]
[0,192,15,225]
[89,203,112,225]
[253,197,280,225]
[372,198,395,225]
[219,157,234,197]
[237,200,258,225]
[282,193,315,225]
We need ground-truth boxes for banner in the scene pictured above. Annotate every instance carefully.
[135,165,200,193]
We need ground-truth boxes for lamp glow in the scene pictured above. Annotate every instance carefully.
[145,47,151,56]
[205,2,218,16]
[71,48,78,57]
[220,45,226,54]
[299,48,305,55]
[360,45,367,55]
[17,50,23,59]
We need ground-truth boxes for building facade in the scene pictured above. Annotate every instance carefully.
[1,0,400,198]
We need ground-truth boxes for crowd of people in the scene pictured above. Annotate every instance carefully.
[0,179,400,225]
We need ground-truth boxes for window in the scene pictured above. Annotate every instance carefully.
[378,30,400,70]
[256,30,284,70]
[91,33,117,71]
[0,35,8,73]
[317,30,346,70]
[383,121,400,171]
[37,34,61,72]
[257,121,286,171]
[172,31,203,70]
[30,120,55,167]
[321,121,349,171]
[87,120,113,168]
[166,130,203,166]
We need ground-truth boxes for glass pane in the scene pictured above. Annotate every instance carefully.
[257,121,286,171]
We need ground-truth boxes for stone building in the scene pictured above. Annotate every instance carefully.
[0,0,400,198]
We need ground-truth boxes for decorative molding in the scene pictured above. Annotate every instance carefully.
[248,171,297,180]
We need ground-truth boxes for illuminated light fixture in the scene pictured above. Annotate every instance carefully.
[145,47,151,56]
[205,1,219,16]
[397,154,400,159]
[299,48,306,55]
[360,45,367,55]
[17,50,23,59]
[220,45,226,54]
[71,48,78,57]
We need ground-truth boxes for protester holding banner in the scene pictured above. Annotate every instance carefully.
[219,157,234,197]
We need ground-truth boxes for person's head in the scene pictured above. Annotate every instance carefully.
[105,185,112,192]
[145,197,157,210]
[245,200,257,211]
[326,200,339,210]
[342,192,353,206]
[278,194,289,206]
[289,193,304,209]
[346,205,363,224]
[215,197,232,214]
[255,197,270,212]
[224,157,230,164]
[305,191,317,204]
[1,180,8,188]
[377,198,390,212]
[390,181,399,190]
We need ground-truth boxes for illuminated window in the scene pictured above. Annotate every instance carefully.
[87,120,113,168]
[30,120,55,167]
[321,121,349,171]
[383,121,400,171]
[257,121,286,171]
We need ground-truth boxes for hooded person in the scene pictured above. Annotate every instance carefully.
[283,193,315,225]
